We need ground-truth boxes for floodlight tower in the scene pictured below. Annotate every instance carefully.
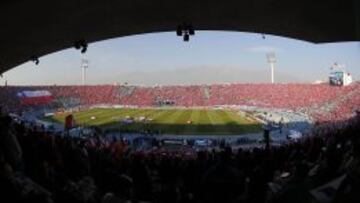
[81,58,89,85]
[266,53,276,84]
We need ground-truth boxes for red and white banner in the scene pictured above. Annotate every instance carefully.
[17,90,53,105]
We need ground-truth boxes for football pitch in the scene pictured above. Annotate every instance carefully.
[48,108,262,135]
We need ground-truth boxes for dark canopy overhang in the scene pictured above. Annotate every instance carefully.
[0,0,359,74]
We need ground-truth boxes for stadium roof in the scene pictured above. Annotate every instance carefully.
[0,0,359,74]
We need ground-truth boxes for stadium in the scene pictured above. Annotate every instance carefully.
[2,83,359,140]
[1,1,360,203]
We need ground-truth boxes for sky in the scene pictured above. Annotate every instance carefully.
[2,31,360,86]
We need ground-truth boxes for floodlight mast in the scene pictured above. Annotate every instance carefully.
[81,58,89,85]
[267,53,276,84]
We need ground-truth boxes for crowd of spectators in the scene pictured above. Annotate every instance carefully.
[1,106,360,202]
[311,86,360,123]
[0,82,359,123]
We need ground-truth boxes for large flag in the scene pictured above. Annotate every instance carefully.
[17,90,53,105]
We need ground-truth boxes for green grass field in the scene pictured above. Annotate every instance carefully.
[47,108,262,135]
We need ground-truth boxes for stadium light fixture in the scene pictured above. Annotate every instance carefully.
[74,41,81,49]
[176,23,194,41]
[74,39,88,54]
[81,58,89,85]
[176,25,182,36]
[266,53,276,84]
[30,55,39,65]
[188,25,195,35]
[267,52,276,63]
[81,46,87,54]
[183,33,190,41]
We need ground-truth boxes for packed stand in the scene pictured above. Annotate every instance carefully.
[0,82,359,123]
[1,107,360,202]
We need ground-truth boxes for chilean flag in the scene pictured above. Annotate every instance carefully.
[17,90,53,105]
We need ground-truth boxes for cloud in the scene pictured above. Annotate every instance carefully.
[248,46,280,53]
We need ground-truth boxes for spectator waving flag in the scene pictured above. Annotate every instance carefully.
[64,114,76,130]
